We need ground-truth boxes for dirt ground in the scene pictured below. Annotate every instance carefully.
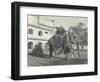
[28,49,88,66]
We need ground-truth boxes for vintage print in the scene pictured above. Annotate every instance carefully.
[27,15,88,66]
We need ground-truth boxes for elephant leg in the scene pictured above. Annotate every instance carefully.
[48,43,53,58]
[65,53,68,60]
[50,50,53,58]
[49,47,53,59]
[78,50,80,57]
[70,49,74,59]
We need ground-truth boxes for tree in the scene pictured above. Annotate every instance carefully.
[69,22,88,56]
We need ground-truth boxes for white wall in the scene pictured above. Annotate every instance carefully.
[28,26,51,40]
[0,0,99,82]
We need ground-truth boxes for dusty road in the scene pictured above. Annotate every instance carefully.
[28,49,87,66]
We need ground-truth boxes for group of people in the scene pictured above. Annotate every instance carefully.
[32,42,43,56]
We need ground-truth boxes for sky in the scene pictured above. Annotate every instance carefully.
[38,15,88,30]
[28,15,88,31]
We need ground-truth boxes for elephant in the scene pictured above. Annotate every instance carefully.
[48,30,74,60]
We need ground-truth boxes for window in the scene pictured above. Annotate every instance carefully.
[28,42,33,49]
[38,31,43,36]
[45,32,48,34]
[49,31,52,35]
[28,29,33,34]
[39,42,42,46]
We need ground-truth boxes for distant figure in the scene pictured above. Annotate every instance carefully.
[32,42,43,56]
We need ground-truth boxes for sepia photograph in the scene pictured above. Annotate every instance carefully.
[27,15,88,66]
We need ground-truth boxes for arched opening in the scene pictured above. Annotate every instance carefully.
[28,42,33,49]
[38,31,43,36]
[28,28,33,34]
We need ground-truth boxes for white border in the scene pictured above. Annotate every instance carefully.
[20,6,94,76]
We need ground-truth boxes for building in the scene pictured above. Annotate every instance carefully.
[28,16,88,54]
[28,16,55,53]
